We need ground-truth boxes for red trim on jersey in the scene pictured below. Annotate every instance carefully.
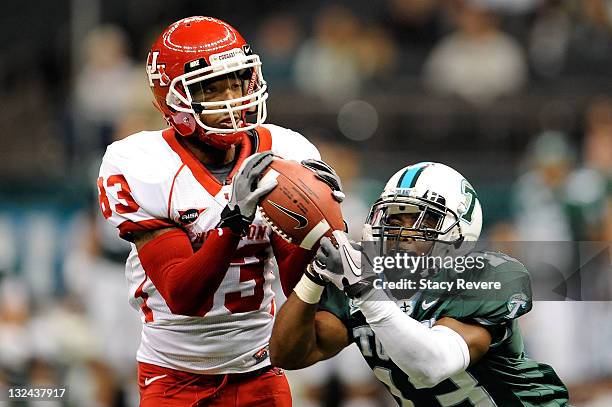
[255,126,272,152]
[270,232,315,296]
[167,164,186,219]
[270,298,276,316]
[162,128,272,195]
[137,227,241,316]
[118,219,175,241]
[135,277,154,322]
[162,129,222,196]
[226,133,253,183]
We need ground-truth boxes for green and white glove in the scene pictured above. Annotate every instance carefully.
[310,230,374,299]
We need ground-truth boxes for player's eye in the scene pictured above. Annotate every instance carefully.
[385,217,402,227]
[422,212,442,229]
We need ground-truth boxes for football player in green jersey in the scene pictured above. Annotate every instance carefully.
[270,162,570,406]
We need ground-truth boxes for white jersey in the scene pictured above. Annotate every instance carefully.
[97,124,319,374]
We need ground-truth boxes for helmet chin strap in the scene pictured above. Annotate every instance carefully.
[195,109,250,150]
[196,127,246,150]
[167,111,248,150]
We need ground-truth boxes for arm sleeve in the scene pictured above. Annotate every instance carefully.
[355,290,470,389]
[137,227,241,316]
[271,232,316,296]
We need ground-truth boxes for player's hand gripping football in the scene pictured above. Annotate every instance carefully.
[301,159,345,202]
[310,230,374,299]
[218,152,277,235]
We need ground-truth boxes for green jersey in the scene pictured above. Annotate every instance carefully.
[319,251,570,406]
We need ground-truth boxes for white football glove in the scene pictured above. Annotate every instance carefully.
[311,230,374,298]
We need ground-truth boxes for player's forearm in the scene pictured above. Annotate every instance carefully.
[138,228,241,316]
[271,232,315,295]
[355,291,470,389]
[270,293,320,369]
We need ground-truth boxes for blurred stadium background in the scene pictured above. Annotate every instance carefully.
[1,0,611,405]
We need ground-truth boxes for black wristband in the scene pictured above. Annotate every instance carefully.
[217,205,252,235]
[345,278,375,299]
[305,264,326,286]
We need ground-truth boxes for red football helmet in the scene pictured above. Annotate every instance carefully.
[146,16,268,149]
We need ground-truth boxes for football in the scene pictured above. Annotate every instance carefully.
[258,158,344,250]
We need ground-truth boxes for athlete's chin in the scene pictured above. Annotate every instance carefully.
[204,116,243,130]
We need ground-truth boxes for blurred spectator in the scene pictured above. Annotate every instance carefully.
[65,359,126,407]
[72,25,143,164]
[475,0,542,15]
[255,13,303,88]
[513,130,575,242]
[423,0,527,106]
[353,25,398,86]
[513,124,612,405]
[605,198,612,242]
[0,278,33,374]
[530,0,612,79]
[380,0,442,75]
[293,5,397,105]
[511,131,577,299]
[528,0,572,78]
[0,74,65,180]
[564,0,612,76]
[293,5,363,104]
[583,95,612,176]
[63,208,139,376]
[563,96,612,241]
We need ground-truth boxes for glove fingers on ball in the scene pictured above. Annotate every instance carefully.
[226,152,275,225]
[248,177,277,204]
[318,237,333,256]
[301,159,335,175]
[300,159,344,202]
[246,152,275,191]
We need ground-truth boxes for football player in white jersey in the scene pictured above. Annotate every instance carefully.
[97,16,342,406]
